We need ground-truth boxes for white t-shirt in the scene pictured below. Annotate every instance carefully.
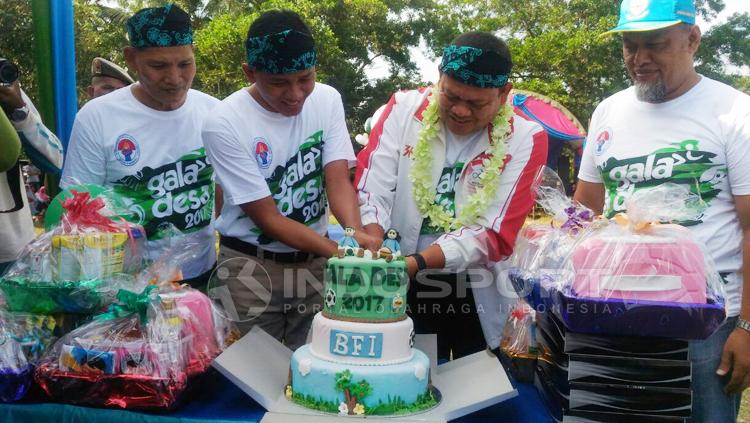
[416,127,484,251]
[579,76,750,316]
[203,83,355,253]
[61,86,220,278]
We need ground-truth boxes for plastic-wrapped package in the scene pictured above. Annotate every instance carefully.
[34,242,239,410]
[510,171,726,339]
[34,283,237,410]
[509,167,597,311]
[0,311,57,402]
[499,302,537,383]
[0,188,148,314]
[4,312,57,363]
[0,327,30,403]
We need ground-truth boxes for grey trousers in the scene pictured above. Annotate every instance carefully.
[218,245,325,350]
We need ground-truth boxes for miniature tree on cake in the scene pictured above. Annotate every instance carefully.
[335,370,372,414]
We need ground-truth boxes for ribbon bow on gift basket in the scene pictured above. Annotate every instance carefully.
[33,238,240,410]
[0,184,148,315]
[509,168,727,340]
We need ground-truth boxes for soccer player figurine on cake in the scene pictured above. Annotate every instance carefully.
[377,229,402,262]
[337,227,364,258]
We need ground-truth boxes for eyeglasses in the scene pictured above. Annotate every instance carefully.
[437,89,493,113]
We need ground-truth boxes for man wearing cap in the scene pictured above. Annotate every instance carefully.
[87,57,134,99]
[356,31,548,359]
[575,0,750,420]
[62,4,219,286]
[202,10,379,348]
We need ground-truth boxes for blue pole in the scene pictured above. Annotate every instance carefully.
[50,0,78,151]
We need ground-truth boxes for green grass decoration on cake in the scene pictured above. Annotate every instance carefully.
[289,392,339,414]
[287,368,438,416]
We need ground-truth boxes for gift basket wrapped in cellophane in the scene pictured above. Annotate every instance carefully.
[509,168,726,339]
[498,301,537,383]
[0,311,56,402]
[34,241,239,410]
[0,185,148,314]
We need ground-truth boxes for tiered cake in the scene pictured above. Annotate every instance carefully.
[287,256,437,416]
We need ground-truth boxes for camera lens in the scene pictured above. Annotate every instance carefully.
[0,61,19,84]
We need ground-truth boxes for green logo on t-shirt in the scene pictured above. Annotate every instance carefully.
[600,139,726,225]
[421,162,464,234]
[255,130,326,244]
[113,147,214,239]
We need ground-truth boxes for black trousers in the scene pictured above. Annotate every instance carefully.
[180,264,216,291]
[407,271,486,360]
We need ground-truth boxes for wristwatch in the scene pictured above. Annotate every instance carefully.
[408,253,427,272]
[737,317,750,334]
[7,105,28,122]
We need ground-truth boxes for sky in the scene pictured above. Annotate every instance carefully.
[366,1,750,83]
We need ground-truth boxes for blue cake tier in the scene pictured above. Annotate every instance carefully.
[290,344,433,415]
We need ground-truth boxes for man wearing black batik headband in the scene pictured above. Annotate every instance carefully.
[356,32,548,359]
[203,10,380,349]
[62,4,220,286]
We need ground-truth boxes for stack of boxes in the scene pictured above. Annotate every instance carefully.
[509,182,728,422]
[535,312,692,422]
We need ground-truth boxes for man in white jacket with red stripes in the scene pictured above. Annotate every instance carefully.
[356,31,547,359]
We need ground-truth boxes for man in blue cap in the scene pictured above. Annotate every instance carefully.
[62,4,219,286]
[575,1,750,420]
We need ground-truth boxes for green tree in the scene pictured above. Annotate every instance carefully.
[432,0,750,125]
[334,370,372,414]
[0,1,40,104]
[74,0,131,104]
[735,76,750,95]
[3,0,748,133]
[696,12,750,85]
[192,0,438,131]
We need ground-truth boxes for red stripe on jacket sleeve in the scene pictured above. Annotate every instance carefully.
[413,89,432,122]
[355,93,398,188]
[486,130,548,261]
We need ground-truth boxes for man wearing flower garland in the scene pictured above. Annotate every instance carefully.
[356,32,548,359]
[62,4,219,286]
[203,10,379,349]
[574,1,750,420]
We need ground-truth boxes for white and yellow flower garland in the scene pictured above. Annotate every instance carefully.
[409,92,514,232]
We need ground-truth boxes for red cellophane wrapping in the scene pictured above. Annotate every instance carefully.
[34,238,238,409]
[34,281,238,410]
